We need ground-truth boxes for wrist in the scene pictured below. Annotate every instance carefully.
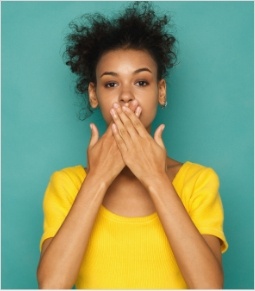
[143,171,172,196]
[85,169,115,190]
[84,171,108,191]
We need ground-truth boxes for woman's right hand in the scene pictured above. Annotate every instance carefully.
[87,100,141,185]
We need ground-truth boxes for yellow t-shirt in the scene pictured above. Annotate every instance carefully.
[40,161,228,289]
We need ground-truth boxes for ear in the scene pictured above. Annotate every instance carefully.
[88,82,99,109]
[158,79,167,106]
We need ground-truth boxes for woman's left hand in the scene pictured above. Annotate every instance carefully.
[110,103,167,186]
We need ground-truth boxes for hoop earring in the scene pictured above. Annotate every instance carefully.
[161,101,167,109]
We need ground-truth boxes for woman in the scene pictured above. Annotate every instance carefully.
[37,2,228,289]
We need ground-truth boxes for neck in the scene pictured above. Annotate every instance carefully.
[120,166,136,178]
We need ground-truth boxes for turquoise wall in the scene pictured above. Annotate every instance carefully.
[2,1,254,289]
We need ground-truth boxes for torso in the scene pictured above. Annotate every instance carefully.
[102,157,183,217]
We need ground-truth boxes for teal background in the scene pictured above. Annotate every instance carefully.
[1,1,254,289]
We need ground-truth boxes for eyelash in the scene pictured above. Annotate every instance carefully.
[105,82,117,88]
[104,80,149,88]
[136,80,149,87]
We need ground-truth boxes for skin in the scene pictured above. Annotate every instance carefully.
[37,48,223,288]
[88,49,166,130]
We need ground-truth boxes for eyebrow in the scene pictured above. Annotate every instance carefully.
[100,67,152,78]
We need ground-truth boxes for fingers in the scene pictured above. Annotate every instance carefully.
[110,106,136,147]
[112,123,128,153]
[154,124,166,149]
[105,121,115,136]
[118,105,147,138]
[106,99,140,137]
[128,100,141,117]
[89,123,99,148]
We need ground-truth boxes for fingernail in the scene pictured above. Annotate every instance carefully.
[113,103,119,109]
[110,108,116,116]
[136,107,142,116]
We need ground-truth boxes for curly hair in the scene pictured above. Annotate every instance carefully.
[64,1,177,119]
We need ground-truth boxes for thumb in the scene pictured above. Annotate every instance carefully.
[154,124,165,148]
[89,123,99,148]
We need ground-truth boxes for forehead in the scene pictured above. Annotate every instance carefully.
[96,49,158,75]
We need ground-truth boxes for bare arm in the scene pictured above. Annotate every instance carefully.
[37,126,124,288]
[37,102,141,288]
[146,175,223,288]
[111,104,224,288]
[37,173,108,289]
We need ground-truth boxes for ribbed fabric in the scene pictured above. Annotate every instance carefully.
[40,161,228,289]
[76,205,187,289]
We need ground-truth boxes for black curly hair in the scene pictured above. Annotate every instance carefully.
[64,1,177,119]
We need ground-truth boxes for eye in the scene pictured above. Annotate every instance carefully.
[105,82,117,88]
[136,80,149,87]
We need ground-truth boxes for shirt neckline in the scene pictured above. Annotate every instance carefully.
[78,161,191,221]
[99,204,158,223]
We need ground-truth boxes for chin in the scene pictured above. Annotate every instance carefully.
[101,113,112,125]
[140,114,156,129]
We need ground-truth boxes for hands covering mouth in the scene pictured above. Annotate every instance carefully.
[88,97,166,186]
[119,99,142,119]
[110,100,166,184]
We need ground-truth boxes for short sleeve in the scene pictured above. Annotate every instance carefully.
[188,168,228,253]
[39,170,81,250]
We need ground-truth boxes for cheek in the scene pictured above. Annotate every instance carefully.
[139,100,158,127]
[100,108,112,124]
[95,89,114,124]
[98,101,114,124]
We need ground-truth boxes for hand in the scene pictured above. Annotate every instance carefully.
[87,100,141,185]
[110,103,167,186]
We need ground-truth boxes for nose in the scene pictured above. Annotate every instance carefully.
[118,86,135,106]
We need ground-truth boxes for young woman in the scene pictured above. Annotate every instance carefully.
[37,2,228,289]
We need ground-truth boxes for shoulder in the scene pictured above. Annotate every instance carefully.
[50,165,86,185]
[172,160,220,196]
[178,161,219,182]
[166,158,218,183]
[45,165,86,202]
